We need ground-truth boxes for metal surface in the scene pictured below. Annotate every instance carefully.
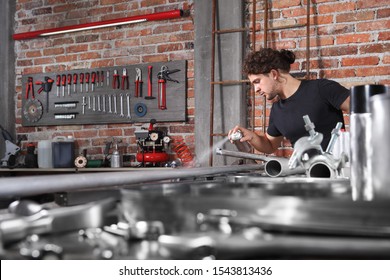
[0,164,262,198]
[371,93,390,199]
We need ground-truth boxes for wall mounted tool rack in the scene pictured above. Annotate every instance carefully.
[21,60,187,126]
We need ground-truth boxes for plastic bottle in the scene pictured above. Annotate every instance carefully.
[52,136,75,168]
[38,140,53,168]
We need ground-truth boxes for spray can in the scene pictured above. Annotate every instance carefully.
[350,85,387,201]
[110,143,122,168]
[229,130,243,141]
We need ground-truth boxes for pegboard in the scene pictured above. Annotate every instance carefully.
[21,60,187,126]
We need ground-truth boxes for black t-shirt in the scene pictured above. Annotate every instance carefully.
[267,79,350,150]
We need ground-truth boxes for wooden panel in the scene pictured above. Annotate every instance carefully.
[21,60,187,126]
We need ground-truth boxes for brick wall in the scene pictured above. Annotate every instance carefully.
[13,0,390,161]
[14,0,195,161]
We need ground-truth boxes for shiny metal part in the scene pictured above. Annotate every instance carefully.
[0,198,115,245]
[0,164,262,197]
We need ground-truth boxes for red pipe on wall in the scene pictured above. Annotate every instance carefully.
[13,9,183,40]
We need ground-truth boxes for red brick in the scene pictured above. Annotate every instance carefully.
[115,56,141,65]
[342,56,379,67]
[55,54,78,63]
[336,34,372,44]
[74,130,98,138]
[115,38,141,48]
[91,59,115,68]
[378,8,390,19]
[272,0,301,9]
[379,31,390,41]
[34,57,55,65]
[299,36,334,48]
[357,0,389,9]
[66,44,89,53]
[356,19,390,32]
[320,46,358,57]
[320,69,356,79]
[142,54,168,63]
[356,66,390,77]
[157,43,183,53]
[25,50,42,58]
[43,48,65,56]
[79,52,101,60]
[336,11,375,23]
[360,43,390,54]
[16,58,33,67]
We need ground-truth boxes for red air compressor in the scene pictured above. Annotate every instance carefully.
[135,119,171,167]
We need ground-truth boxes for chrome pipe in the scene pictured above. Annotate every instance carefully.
[0,164,262,198]
[216,148,305,177]
[215,148,279,162]
[265,158,306,178]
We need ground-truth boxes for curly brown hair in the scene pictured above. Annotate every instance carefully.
[243,48,295,75]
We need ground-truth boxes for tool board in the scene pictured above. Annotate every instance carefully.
[21,60,187,126]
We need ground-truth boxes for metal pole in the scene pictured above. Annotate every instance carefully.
[0,165,262,198]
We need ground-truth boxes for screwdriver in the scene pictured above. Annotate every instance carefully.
[67,74,72,96]
[73,73,78,93]
[56,75,61,97]
[79,73,84,93]
[91,72,96,92]
[85,72,90,92]
[61,74,66,97]
[101,71,104,87]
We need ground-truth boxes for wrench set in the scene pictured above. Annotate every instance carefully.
[21,60,187,127]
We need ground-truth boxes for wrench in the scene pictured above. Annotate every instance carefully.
[120,93,124,117]
[92,95,96,111]
[102,95,106,112]
[82,96,86,115]
[97,95,101,111]
[126,93,131,119]
[108,95,112,113]
[88,96,91,109]
[113,95,117,114]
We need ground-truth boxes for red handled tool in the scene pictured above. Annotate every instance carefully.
[35,77,54,112]
[79,73,84,93]
[113,70,120,89]
[67,74,72,96]
[101,71,104,87]
[145,65,155,100]
[61,74,66,97]
[56,75,61,97]
[121,68,129,90]
[85,72,90,92]
[95,71,99,88]
[157,65,180,110]
[73,73,78,93]
[134,68,143,97]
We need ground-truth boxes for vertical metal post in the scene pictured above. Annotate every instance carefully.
[209,0,217,166]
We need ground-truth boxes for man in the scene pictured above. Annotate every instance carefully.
[229,48,350,154]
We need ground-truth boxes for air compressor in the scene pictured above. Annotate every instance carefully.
[135,119,170,167]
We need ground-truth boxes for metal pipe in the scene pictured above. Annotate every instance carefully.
[0,165,262,198]
[216,148,305,177]
[216,148,279,162]
[264,158,306,178]
[308,162,336,178]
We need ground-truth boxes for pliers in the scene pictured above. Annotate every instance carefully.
[25,77,34,99]
[112,69,120,89]
[134,68,143,97]
[121,68,129,90]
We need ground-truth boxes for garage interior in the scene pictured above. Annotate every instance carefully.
[0,0,390,259]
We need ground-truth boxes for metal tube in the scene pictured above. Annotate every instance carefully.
[0,165,262,198]
[216,148,279,162]
[265,158,306,178]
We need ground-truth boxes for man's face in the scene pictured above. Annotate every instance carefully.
[248,73,279,100]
